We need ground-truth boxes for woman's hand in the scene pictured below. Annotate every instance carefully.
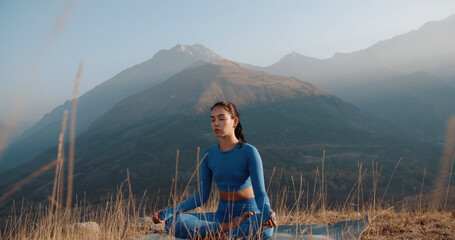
[152,209,164,224]
[262,211,277,228]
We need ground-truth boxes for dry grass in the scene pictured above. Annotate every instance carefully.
[0,184,162,240]
[362,209,455,239]
[3,193,455,239]
[2,148,455,240]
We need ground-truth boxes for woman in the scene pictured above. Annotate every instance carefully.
[153,101,277,239]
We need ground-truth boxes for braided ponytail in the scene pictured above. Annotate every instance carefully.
[235,122,246,145]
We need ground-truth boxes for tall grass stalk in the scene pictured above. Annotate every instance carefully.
[0,111,68,205]
[444,152,455,210]
[419,168,426,210]
[380,157,402,206]
[67,61,83,208]
[432,115,455,208]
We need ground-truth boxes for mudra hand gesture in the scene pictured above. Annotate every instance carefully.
[152,209,164,224]
[263,211,277,228]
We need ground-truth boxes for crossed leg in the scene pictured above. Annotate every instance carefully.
[219,211,255,232]
[165,211,255,239]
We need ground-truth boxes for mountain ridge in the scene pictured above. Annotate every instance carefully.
[247,13,455,142]
[0,44,223,171]
[87,59,329,130]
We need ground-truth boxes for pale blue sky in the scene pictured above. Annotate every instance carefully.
[1,0,455,121]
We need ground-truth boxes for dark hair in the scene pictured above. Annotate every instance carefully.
[210,101,246,146]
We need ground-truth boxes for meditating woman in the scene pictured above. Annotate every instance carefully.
[153,101,277,239]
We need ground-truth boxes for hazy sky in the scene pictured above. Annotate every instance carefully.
[1,0,455,121]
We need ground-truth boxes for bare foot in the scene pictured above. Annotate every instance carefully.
[220,211,255,233]
[232,211,255,227]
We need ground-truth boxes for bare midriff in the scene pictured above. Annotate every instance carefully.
[219,186,255,202]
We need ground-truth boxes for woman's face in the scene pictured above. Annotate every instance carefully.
[211,106,238,138]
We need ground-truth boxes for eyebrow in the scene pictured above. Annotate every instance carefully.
[210,114,226,118]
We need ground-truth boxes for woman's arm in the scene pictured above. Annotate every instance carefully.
[247,146,276,226]
[157,152,212,221]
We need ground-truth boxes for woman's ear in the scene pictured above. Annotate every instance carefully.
[233,117,239,127]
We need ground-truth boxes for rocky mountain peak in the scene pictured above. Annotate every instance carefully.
[169,44,223,62]
[279,51,322,63]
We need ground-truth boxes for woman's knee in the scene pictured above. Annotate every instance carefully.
[232,214,274,239]
[164,215,175,234]
[164,214,191,238]
[164,213,220,238]
[263,226,274,239]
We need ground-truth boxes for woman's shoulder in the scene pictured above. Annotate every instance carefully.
[241,142,255,150]
[239,143,260,155]
[239,143,263,164]
[202,144,219,154]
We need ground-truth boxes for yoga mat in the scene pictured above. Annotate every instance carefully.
[137,215,369,240]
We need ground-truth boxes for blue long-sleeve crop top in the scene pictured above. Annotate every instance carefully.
[159,143,272,222]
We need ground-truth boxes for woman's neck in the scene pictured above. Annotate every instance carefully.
[219,136,239,152]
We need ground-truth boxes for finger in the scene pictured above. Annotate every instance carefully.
[153,214,164,224]
[271,219,277,227]
[153,210,164,221]
[154,209,163,215]
[269,212,277,227]
[263,217,276,228]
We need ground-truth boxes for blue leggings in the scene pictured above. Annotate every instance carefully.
[165,198,274,239]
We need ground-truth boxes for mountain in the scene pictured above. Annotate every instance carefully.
[250,14,455,142]
[0,60,440,213]
[264,13,455,88]
[0,44,223,171]
[336,72,455,142]
[0,119,36,151]
[263,52,329,81]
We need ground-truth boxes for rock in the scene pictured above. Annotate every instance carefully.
[63,221,100,234]
[131,217,165,233]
